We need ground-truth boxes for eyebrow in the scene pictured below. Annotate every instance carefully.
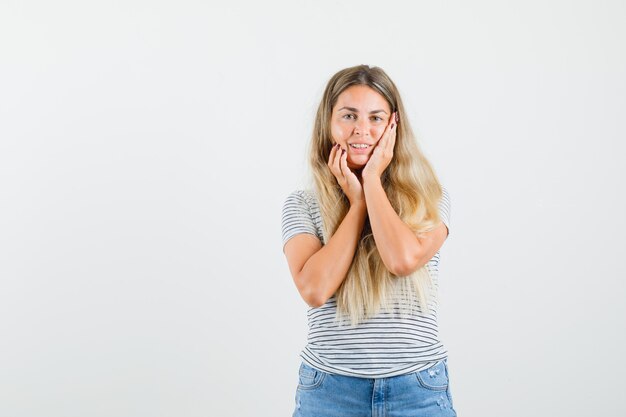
[337,106,388,114]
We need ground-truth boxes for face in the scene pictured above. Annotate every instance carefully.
[330,85,392,169]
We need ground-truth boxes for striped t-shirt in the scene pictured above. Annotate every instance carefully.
[281,187,452,379]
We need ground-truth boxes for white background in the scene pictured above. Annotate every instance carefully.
[1,1,625,416]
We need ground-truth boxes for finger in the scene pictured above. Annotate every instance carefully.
[383,111,394,135]
[340,148,351,178]
[386,124,396,153]
[380,114,395,146]
[328,144,340,176]
[385,115,397,149]
[341,149,359,184]
[327,144,335,166]
[378,127,389,150]
[334,146,345,179]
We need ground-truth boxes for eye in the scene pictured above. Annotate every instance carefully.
[342,113,356,120]
[371,115,383,122]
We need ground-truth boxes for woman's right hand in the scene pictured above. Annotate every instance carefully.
[328,143,365,206]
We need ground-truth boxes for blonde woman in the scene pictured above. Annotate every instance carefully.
[281,65,457,417]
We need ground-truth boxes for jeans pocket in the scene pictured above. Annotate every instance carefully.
[297,362,326,390]
[415,360,449,391]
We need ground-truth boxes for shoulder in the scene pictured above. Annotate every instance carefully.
[281,189,323,248]
[439,186,451,209]
[437,185,452,233]
[283,188,319,209]
[283,189,309,208]
[281,189,320,223]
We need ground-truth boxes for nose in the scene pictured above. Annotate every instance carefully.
[353,119,370,136]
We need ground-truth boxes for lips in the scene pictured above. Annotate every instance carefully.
[348,144,372,154]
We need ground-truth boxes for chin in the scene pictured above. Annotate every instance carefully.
[348,158,368,169]
[348,163,366,170]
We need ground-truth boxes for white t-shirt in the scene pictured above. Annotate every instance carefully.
[281,186,452,378]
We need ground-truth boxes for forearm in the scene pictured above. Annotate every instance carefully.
[301,202,367,306]
[363,176,421,276]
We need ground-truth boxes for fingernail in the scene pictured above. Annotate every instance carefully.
[391,123,395,129]
[395,113,399,123]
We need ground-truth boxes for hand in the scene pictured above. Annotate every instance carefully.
[362,111,397,181]
[328,143,365,206]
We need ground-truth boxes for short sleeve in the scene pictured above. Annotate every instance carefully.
[438,186,451,237]
[281,190,320,251]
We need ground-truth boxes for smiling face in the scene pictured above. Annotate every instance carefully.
[330,84,392,170]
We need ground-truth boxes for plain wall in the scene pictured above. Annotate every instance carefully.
[1,1,624,416]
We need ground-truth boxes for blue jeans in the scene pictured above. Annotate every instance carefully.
[292,359,457,417]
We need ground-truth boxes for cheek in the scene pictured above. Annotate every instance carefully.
[331,124,349,142]
[373,126,386,139]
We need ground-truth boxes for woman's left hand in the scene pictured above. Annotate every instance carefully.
[361,111,397,181]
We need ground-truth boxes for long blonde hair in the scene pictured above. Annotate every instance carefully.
[305,64,446,326]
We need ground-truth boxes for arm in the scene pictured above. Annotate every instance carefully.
[362,176,421,276]
[284,202,367,307]
[363,177,449,277]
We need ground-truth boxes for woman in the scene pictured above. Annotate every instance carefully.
[281,64,457,417]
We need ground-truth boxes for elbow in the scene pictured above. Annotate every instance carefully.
[296,270,329,308]
[302,287,328,308]
[390,264,412,277]
[308,293,327,308]
[390,251,425,277]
